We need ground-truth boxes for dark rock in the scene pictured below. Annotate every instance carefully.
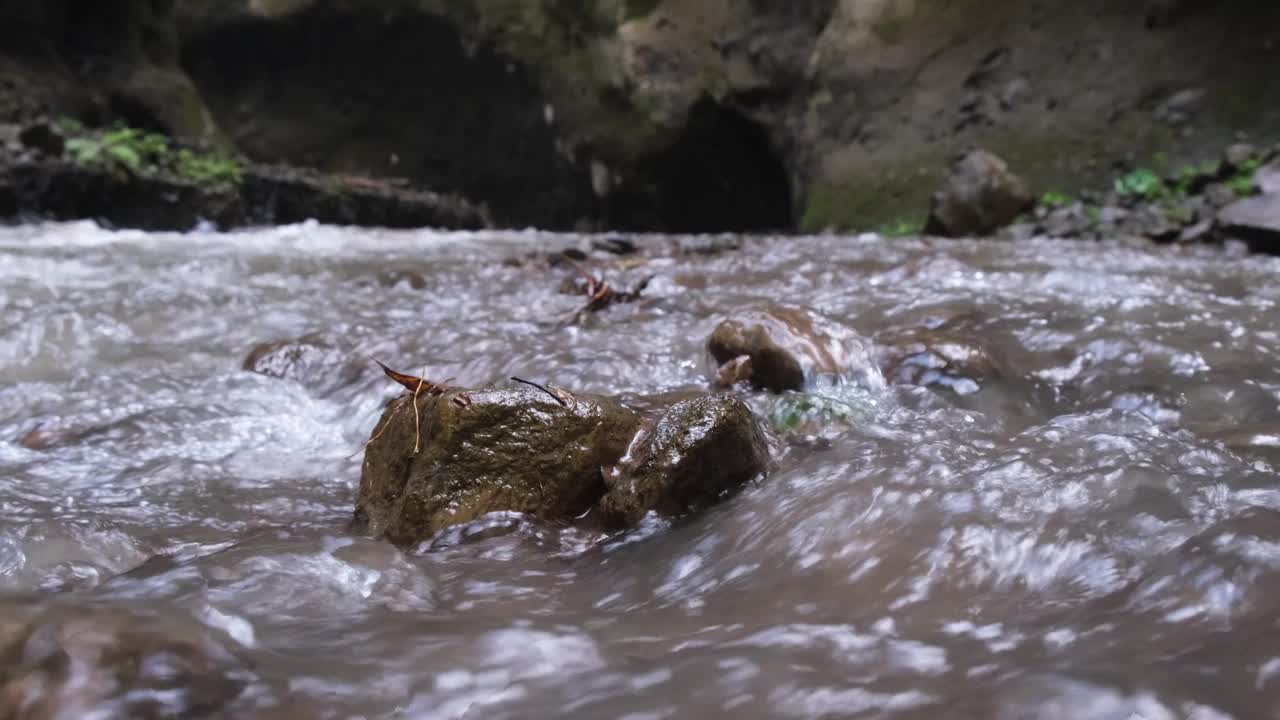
[0,600,259,719]
[242,333,365,396]
[597,395,769,528]
[17,121,64,157]
[1203,182,1239,209]
[1218,194,1280,252]
[1037,202,1094,239]
[707,305,872,393]
[238,165,488,230]
[353,384,643,546]
[924,149,1033,237]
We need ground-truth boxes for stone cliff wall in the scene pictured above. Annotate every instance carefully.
[1,0,1277,233]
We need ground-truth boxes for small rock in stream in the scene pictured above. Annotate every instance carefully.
[707,305,876,393]
[243,333,365,396]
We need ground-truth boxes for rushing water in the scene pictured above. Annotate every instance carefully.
[1,220,1279,719]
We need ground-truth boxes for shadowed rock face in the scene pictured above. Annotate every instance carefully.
[353,385,643,547]
[597,394,769,528]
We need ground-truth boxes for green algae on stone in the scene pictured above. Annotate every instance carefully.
[353,385,642,546]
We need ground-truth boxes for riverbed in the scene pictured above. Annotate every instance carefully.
[1,220,1278,719]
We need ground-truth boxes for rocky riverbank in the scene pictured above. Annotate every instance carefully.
[910,142,1280,253]
[2,0,1278,235]
[0,120,487,231]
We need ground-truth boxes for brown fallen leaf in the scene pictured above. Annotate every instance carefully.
[375,359,450,396]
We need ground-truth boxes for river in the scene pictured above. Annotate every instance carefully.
[1,220,1279,719]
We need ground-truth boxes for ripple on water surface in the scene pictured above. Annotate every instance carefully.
[1,221,1279,718]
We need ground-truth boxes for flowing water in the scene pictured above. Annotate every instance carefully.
[1,220,1279,719]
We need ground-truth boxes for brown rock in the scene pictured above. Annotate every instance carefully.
[707,305,872,393]
[353,384,643,546]
[924,149,1033,237]
[597,395,769,528]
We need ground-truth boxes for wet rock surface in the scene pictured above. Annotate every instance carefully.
[707,305,874,393]
[0,600,259,720]
[1218,193,1280,252]
[353,384,643,546]
[598,395,770,528]
[925,149,1033,237]
[243,333,365,397]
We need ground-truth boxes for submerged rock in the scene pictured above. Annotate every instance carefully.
[707,305,874,393]
[242,333,364,396]
[353,384,642,546]
[598,395,769,528]
[0,600,258,719]
[924,149,1033,237]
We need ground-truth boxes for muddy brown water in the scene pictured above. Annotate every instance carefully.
[1,220,1279,719]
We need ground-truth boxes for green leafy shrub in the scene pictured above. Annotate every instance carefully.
[1227,157,1262,198]
[62,124,242,190]
[176,148,242,188]
[1114,168,1164,199]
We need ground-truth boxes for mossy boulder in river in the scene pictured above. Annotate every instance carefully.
[353,385,643,547]
[597,395,769,528]
[707,305,878,393]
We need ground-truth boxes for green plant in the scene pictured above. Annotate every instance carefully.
[772,394,853,431]
[62,124,243,190]
[176,148,242,188]
[1114,168,1164,199]
[1227,156,1263,197]
[65,127,172,175]
[878,216,925,237]
[1039,190,1073,207]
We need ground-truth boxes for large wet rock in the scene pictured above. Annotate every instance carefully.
[353,384,643,546]
[0,600,259,719]
[597,395,769,528]
[925,149,1033,237]
[1218,193,1280,252]
[707,306,874,393]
